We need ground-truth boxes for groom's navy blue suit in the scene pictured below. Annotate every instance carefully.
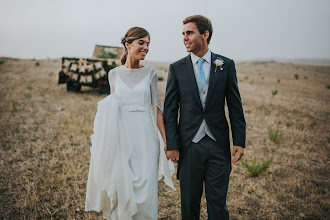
[164,52,246,219]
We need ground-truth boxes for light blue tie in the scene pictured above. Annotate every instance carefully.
[198,58,206,87]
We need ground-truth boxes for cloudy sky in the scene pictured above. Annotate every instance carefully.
[0,0,329,62]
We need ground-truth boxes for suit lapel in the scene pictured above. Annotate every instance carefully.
[204,52,219,110]
[184,55,203,108]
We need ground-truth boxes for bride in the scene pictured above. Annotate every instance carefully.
[85,27,175,219]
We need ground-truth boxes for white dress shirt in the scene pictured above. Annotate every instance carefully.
[190,50,211,80]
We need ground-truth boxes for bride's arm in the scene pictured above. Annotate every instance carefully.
[150,68,167,151]
[108,69,116,94]
[157,108,167,151]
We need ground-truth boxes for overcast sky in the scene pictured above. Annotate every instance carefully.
[0,0,329,62]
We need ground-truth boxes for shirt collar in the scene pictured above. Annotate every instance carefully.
[191,50,211,65]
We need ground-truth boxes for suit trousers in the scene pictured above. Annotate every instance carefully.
[179,136,230,220]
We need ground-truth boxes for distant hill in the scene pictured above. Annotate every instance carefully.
[275,59,330,66]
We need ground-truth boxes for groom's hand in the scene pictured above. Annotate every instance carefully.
[167,150,179,163]
[232,145,244,163]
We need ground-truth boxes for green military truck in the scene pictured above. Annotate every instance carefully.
[58,45,124,94]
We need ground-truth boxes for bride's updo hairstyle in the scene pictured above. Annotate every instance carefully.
[120,27,150,65]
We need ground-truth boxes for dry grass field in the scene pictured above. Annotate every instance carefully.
[0,57,329,219]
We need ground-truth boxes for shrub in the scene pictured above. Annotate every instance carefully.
[241,157,274,177]
[244,76,248,80]
[271,89,278,95]
[326,84,330,89]
[268,127,282,144]
[158,76,164,81]
[0,59,5,65]
[294,74,299,79]
[11,100,17,112]
[277,79,280,83]
[35,61,40,66]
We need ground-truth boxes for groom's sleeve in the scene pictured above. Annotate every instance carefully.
[164,64,180,151]
[225,60,246,148]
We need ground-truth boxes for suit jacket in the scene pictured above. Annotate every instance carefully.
[164,52,246,175]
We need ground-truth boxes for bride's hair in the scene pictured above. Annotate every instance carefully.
[120,27,150,65]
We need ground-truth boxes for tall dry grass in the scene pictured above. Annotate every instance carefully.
[0,58,329,219]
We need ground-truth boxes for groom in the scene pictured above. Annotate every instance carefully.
[164,15,246,219]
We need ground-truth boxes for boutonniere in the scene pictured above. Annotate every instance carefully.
[214,58,224,72]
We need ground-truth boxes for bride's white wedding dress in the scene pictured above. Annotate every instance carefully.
[85,65,175,220]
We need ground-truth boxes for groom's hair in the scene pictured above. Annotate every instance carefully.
[183,15,213,44]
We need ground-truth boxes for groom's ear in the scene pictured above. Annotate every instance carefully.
[203,31,210,43]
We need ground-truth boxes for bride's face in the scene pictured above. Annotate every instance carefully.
[126,36,150,61]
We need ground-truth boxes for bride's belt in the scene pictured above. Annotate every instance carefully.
[122,104,147,112]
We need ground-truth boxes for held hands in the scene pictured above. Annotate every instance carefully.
[166,150,180,163]
[232,145,244,163]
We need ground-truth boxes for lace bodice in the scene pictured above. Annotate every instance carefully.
[108,65,163,112]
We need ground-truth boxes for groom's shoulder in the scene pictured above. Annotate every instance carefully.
[213,52,234,64]
[170,55,189,67]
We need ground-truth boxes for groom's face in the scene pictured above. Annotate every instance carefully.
[182,22,207,54]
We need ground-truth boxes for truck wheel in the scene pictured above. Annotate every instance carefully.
[98,80,110,94]
[99,84,110,94]
[58,71,68,84]
[67,81,81,92]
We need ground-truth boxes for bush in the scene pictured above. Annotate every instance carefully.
[271,89,278,95]
[0,59,5,65]
[327,84,330,89]
[35,61,40,66]
[158,76,164,81]
[268,127,282,144]
[11,99,17,112]
[241,157,274,177]
[294,74,299,79]
[277,79,280,83]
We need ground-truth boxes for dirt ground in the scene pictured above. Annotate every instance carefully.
[0,58,329,219]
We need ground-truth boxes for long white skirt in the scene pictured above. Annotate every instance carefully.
[85,94,174,220]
